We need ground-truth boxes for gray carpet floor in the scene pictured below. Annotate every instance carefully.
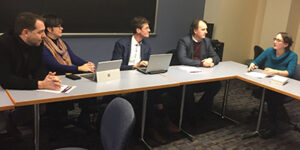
[154,79,300,150]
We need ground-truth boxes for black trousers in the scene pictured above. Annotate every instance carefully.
[184,81,221,118]
[264,90,288,129]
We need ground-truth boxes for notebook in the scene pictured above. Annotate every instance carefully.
[137,53,173,74]
[81,59,122,82]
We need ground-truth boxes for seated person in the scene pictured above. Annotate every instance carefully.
[0,12,61,139]
[43,14,95,75]
[112,16,179,143]
[42,14,97,130]
[112,17,150,70]
[176,19,221,124]
[248,32,298,139]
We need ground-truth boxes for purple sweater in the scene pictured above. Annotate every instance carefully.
[43,40,87,75]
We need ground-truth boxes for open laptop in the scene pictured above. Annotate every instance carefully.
[81,59,122,82]
[137,53,173,74]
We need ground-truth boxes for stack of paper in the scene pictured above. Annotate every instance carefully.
[271,75,289,85]
[177,66,204,74]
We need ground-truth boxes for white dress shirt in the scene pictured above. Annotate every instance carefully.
[128,36,141,66]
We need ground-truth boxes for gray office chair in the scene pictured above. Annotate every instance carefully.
[100,97,135,150]
[54,97,135,150]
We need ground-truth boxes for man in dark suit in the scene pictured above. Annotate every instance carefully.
[111,17,179,143]
[112,16,151,70]
[176,19,221,121]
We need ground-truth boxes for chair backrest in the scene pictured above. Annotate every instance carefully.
[292,64,300,81]
[167,49,180,66]
[254,45,264,59]
[253,45,265,69]
[100,97,135,150]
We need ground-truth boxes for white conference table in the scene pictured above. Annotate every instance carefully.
[163,61,300,140]
[161,61,247,138]
[237,72,300,138]
[7,70,180,150]
[0,86,14,111]
[6,61,300,149]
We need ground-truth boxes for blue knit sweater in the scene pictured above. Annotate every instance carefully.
[251,47,298,77]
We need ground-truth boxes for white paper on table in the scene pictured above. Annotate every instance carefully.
[177,66,204,74]
[244,72,267,79]
[37,85,76,94]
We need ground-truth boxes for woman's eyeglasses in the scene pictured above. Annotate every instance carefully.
[273,38,283,43]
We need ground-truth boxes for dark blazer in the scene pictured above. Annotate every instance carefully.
[112,36,151,70]
[176,35,220,66]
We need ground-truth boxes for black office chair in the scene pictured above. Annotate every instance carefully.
[254,45,264,60]
[251,45,265,99]
[253,45,265,69]
[282,64,300,131]
[100,97,135,150]
[167,49,180,66]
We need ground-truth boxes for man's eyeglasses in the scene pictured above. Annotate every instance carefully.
[273,38,283,43]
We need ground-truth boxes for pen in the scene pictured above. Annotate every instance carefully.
[190,71,202,73]
[61,85,72,93]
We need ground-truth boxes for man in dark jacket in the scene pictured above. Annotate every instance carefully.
[0,12,61,140]
[112,16,151,70]
[176,19,221,121]
[0,12,61,90]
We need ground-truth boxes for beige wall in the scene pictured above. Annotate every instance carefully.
[204,0,259,63]
[250,0,267,59]
[259,0,292,49]
[204,0,299,64]
[287,0,300,63]
[203,0,222,39]
[294,24,300,64]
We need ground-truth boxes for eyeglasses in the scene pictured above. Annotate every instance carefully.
[273,38,283,43]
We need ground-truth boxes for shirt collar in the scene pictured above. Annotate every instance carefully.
[132,35,142,46]
[192,36,202,44]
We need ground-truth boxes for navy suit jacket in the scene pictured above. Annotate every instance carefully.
[176,35,220,66]
[112,36,151,70]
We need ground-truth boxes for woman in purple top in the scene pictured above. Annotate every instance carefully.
[43,14,95,75]
[43,14,97,130]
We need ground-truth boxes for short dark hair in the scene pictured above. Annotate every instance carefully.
[278,32,294,50]
[43,14,63,33]
[189,18,207,35]
[14,12,44,35]
[131,16,150,33]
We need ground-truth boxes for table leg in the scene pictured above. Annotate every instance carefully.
[217,80,239,124]
[34,104,40,150]
[178,85,194,141]
[243,88,266,139]
[140,90,151,150]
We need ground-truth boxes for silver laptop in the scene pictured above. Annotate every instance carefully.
[81,59,122,82]
[137,53,173,74]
